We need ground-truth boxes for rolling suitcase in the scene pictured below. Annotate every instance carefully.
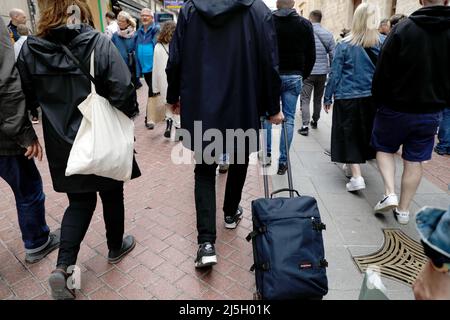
[246,118,328,300]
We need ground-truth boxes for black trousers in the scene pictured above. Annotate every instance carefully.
[56,184,124,268]
[195,159,249,244]
[143,72,154,97]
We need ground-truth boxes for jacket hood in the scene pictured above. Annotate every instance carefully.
[191,0,255,26]
[410,6,450,31]
[25,24,99,71]
[273,8,298,18]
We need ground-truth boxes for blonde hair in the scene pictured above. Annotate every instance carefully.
[345,3,381,48]
[117,11,136,29]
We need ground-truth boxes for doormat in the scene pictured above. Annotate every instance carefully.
[353,229,427,286]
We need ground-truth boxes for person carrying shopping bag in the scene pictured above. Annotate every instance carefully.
[17,0,141,300]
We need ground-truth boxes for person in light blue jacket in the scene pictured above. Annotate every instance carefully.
[136,8,160,98]
[136,8,160,129]
[324,2,385,193]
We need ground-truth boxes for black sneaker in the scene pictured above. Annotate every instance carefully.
[310,120,318,129]
[174,128,183,141]
[219,164,229,174]
[164,119,173,138]
[48,268,76,300]
[298,126,309,136]
[277,163,288,175]
[225,206,243,229]
[25,229,61,264]
[108,235,136,264]
[194,242,217,268]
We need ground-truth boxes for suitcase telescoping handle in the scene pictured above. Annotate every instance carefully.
[260,117,297,198]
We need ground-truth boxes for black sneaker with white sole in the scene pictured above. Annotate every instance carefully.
[194,242,217,268]
[225,206,243,229]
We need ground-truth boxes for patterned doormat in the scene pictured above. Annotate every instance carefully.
[353,229,427,286]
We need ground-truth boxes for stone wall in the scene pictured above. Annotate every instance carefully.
[295,0,424,38]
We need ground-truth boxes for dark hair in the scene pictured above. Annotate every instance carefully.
[309,10,322,23]
[340,28,350,39]
[105,11,116,20]
[389,14,407,28]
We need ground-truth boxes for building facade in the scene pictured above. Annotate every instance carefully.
[295,0,421,38]
[1,0,178,35]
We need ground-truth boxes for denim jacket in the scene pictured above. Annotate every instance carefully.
[324,36,385,105]
[416,206,450,266]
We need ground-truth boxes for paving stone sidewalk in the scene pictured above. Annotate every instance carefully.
[0,85,448,300]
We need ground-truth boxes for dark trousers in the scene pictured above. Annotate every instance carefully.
[0,156,49,251]
[56,184,124,267]
[300,74,327,126]
[195,159,249,244]
[143,72,154,97]
[30,107,39,119]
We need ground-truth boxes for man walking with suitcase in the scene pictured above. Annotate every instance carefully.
[167,0,283,268]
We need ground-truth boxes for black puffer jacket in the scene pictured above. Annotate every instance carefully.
[0,19,36,156]
[17,24,140,193]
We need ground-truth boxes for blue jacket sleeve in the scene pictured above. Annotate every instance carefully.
[324,42,345,105]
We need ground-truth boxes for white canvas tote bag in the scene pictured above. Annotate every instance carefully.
[65,50,134,181]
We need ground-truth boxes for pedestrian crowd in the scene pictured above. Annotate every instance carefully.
[0,0,449,300]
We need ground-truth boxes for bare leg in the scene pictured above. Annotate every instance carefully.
[398,160,423,212]
[350,164,361,178]
[376,152,396,195]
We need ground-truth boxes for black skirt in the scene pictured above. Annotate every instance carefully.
[331,97,377,164]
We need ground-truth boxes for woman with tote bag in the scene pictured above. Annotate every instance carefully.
[16,0,141,300]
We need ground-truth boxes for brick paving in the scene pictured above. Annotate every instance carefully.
[423,151,450,193]
[0,85,262,300]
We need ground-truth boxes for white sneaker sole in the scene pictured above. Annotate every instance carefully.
[375,204,398,214]
[224,215,243,230]
[195,255,217,268]
[346,184,366,192]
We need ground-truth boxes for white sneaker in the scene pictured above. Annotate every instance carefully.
[374,194,399,213]
[346,176,366,192]
[393,209,410,225]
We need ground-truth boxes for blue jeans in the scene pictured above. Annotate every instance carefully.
[0,156,49,251]
[265,75,302,165]
[435,108,450,154]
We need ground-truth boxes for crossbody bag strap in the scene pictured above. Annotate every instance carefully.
[314,29,329,52]
[162,43,169,56]
[60,44,97,89]
[364,47,378,67]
